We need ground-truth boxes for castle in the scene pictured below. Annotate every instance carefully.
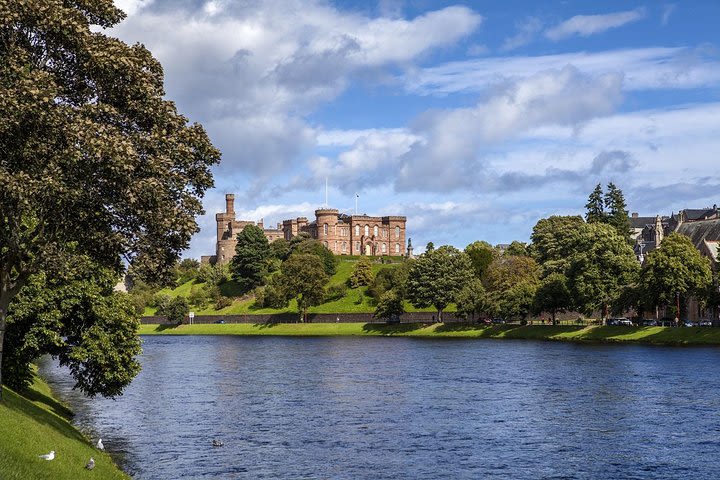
[202,194,408,264]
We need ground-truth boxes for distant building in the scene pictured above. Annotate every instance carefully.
[202,194,408,264]
[631,205,720,267]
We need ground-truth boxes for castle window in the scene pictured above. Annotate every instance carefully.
[373,225,378,237]
[355,241,360,251]
[342,242,347,252]
[323,223,328,235]
[395,226,400,238]
[395,243,400,254]
[382,243,386,253]
[355,225,360,236]
[364,225,369,236]
[324,241,328,248]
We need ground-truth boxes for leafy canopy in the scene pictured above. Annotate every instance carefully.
[230,224,271,293]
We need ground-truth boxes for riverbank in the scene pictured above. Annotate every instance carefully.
[0,374,129,480]
[138,323,720,346]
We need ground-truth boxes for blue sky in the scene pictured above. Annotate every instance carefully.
[111,0,720,258]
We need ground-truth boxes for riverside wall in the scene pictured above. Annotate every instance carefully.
[140,311,462,325]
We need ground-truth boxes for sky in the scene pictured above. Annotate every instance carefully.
[110,0,720,258]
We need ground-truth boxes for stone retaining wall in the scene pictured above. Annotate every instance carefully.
[140,311,467,325]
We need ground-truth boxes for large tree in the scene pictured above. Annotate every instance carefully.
[533,273,572,324]
[604,182,632,241]
[278,254,329,322]
[529,216,586,276]
[640,233,713,316]
[483,255,540,321]
[585,183,606,224]
[0,1,219,398]
[406,246,473,322]
[3,256,141,396]
[230,225,271,293]
[455,278,494,322]
[464,240,497,279]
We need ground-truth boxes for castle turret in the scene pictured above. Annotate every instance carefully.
[654,215,664,248]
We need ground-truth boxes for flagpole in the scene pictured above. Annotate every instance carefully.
[355,193,358,215]
[325,177,328,207]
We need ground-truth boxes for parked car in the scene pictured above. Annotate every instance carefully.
[491,318,506,325]
[699,319,713,327]
[607,317,632,326]
[658,317,676,327]
[214,319,225,324]
[683,321,697,327]
[642,319,658,327]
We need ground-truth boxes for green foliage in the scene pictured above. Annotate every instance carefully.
[406,245,473,320]
[533,273,572,323]
[176,258,200,284]
[455,278,494,321]
[529,215,586,276]
[277,254,330,319]
[374,291,405,320]
[269,238,291,261]
[4,257,141,397]
[565,223,640,315]
[504,241,528,257]
[289,234,338,275]
[188,284,211,308]
[197,262,230,285]
[585,183,606,224]
[640,233,713,308]
[157,296,189,324]
[325,283,348,302]
[604,182,632,241]
[464,240,497,278]
[230,224,271,293]
[367,261,411,301]
[484,255,540,293]
[349,256,374,288]
[496,281,537,320]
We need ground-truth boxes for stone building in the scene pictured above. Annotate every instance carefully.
[202,194,408,264]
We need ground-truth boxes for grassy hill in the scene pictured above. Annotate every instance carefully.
[0,374,129,480]
[144,258,439,316]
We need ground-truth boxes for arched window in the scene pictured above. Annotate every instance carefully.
[395,226,400,238]
[395,243,400,253]
[342,242,347,252]
[355,225,360,236]
[373,225,378,236]
[323,223,328,235]
[381,243,386,253]
[364,225,369,236]
[355,241,360,251]
[324,241,328,248]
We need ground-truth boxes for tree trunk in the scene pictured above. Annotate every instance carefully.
[437,309,442,323]
[0,304,7,402]
[552,310,557,325]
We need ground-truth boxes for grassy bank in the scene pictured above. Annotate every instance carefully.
[138,323,720,346]
[0,374,129,480]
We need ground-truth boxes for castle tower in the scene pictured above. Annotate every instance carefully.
[215,194,237,263]
[316,208,339,253]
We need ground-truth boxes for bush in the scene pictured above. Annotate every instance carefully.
[157,297,189,324]
[214,296,232,310]
[349,257,374,288]
[188,285,211,308]
[325,283,347,302]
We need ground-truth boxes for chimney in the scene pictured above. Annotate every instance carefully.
[631,212,638,218]
[225,194,234,214]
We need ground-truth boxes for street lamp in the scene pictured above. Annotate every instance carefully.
[675,291,680,325]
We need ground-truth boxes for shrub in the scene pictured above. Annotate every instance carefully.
[325,283,347,302]
[214,296,232,310]
[157,297,189,324]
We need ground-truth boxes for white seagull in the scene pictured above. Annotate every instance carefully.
[96,438,104,450]
[38,451,55,461]
[85,457,96,470]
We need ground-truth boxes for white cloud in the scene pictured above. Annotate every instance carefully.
[661,4,676,26]
[404,47,720,96]
[545,8,646,41]
[110,1,482,177]
[114,0,154,16]
[501,17,543,51]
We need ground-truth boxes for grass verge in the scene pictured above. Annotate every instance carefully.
[0,374,129,480]
[138,323,720,345]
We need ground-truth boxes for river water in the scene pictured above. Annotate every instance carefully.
[39,336,720,479]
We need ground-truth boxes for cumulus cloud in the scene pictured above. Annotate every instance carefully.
[110,0,482,177]
[395,66,623,190]
[545,8,646,41]
[589,150,637,175]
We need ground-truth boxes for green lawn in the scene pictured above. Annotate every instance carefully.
[143,259,439,316]
[137,323,720,345]
[0,374,129,480]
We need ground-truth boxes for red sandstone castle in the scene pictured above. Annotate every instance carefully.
[202,194,408,264]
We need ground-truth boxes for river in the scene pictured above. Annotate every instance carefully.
[39,336,720,479]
